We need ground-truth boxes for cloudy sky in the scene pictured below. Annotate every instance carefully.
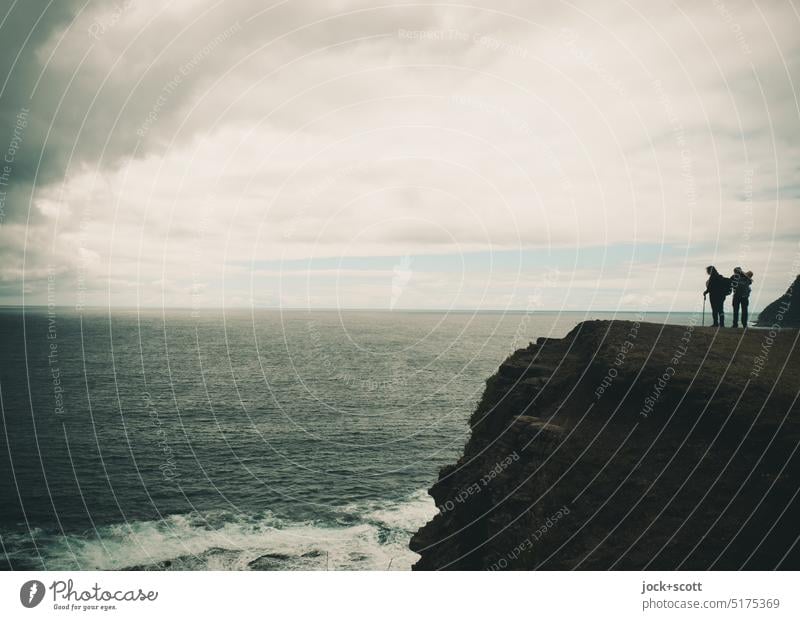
[0,0,798,311]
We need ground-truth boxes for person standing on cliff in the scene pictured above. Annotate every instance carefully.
[730,267,753,328]
[703,266,730,327]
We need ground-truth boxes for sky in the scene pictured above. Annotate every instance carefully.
[0,0,798,311]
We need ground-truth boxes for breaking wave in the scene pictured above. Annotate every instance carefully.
[3,490,436,571]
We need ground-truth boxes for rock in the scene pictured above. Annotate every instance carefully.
[411,320,800,570]
[756,275,800,327]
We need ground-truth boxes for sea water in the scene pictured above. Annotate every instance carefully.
[0,308,693,570]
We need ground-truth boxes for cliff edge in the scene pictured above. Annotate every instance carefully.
[411,320,800,570]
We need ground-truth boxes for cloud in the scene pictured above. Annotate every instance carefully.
[1,0,798,309]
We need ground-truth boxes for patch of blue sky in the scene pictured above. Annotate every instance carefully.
[245,243,690,275]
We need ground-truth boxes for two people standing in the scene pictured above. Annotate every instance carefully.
[703,266,753,328]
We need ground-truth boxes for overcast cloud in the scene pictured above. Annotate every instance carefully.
[1,0,798,311]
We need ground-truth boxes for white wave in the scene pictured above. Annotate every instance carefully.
[361,489,437,532]
[36,490,437,571]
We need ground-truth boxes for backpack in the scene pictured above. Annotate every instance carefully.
[720,276,733,296]
[734,276,751,297]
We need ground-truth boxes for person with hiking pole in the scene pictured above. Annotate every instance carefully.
[703,265,731,327]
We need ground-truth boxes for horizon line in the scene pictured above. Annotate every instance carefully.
[2,305,718,314]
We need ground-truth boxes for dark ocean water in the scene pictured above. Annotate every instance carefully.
[0,308,693,570]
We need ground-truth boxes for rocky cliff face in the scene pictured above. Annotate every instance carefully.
[411,320,800,570]
[756,275,800,327]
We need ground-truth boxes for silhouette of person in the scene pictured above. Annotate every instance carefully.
[730,267,752,328]
[703,266,729,327]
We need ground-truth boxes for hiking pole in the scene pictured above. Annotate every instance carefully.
[702,295,706,327]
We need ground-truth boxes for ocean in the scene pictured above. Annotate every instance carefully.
[0,308,693,570]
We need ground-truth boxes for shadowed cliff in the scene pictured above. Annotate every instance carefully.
[756,275,800,327]
[411,320,800,570]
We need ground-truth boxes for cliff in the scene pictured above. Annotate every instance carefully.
[756,275,800,327]
[411,320,800,570]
